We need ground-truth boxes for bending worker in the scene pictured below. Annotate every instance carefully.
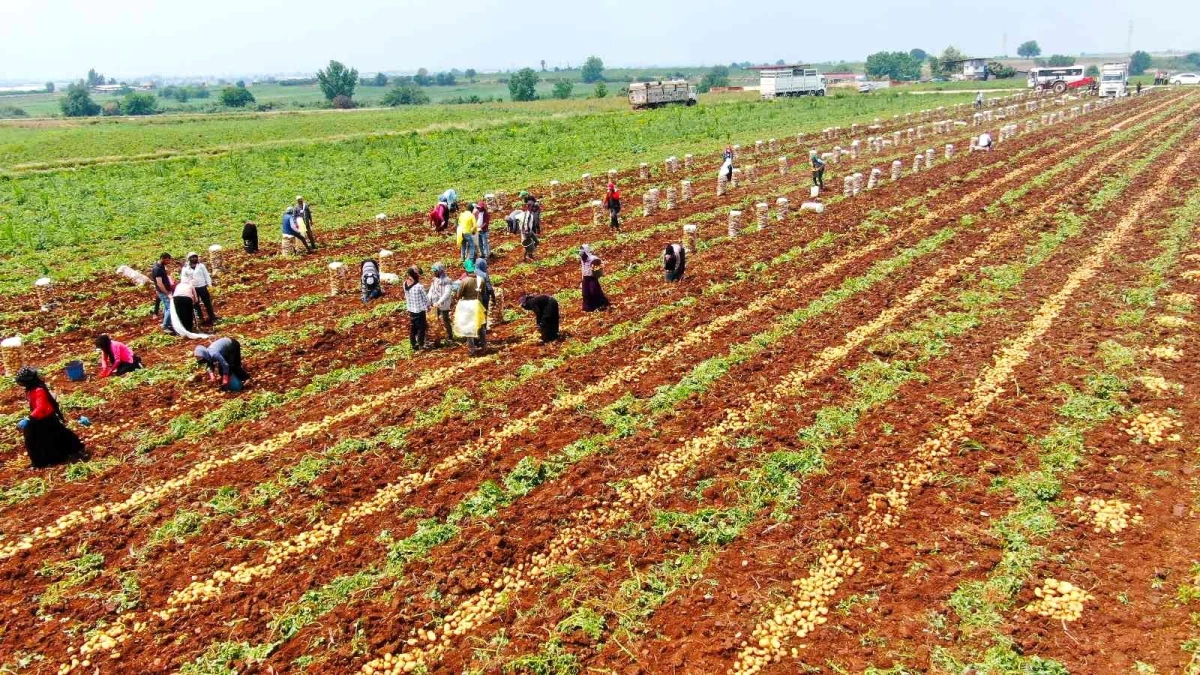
[195,337,251,391]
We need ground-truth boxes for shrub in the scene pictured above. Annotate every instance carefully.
[381,84,430,106]
[509,68,539,101]
[220,86,256,107]
[121,92,157,115]
[988,61,1017,79]
[593,81,608,99]
[552,81,574,99]
[331,95,356,109]
[0,105,29,118]
[60,82,100,117]
[581,56,604,83]
[317,60,358,101]
[698,65,730,93]
[101,101,122,116]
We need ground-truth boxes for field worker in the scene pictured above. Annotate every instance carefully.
[404,266,431,351]
[974,91,984,109]
[663,242,687,282]
[282,207,313,252]
[457,207,478,262]
[454,261,488,356]
[719,155,733,184]
[427,262,456,345]
[14,367,85,468]
[242,221,259,253]
[519,203,539,261]
[361,259,384,303]
[440,188,459,213]
[194,337,250,391]
[580,244,610,312]
[723,145,734,162]
[977,132,993,151]
[151,252,175,333]
[519,294,560,343]
[181,252,217,323]
[429,201,451,233]
[811,154,826,189]
[474,257,495,339]
[170,279,203,335]
[603,182,621,231]
[1136,81,1142,95]
[474,202,492,258]
[95,334,142,377]
[521,191,543,234]
[295,196,317,248]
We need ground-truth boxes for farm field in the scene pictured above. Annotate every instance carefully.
[0,88,1198,675]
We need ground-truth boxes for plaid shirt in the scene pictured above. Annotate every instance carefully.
[404,281,429,313]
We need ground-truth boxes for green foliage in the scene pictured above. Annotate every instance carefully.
[0,105,29,118]
[592,81,608,98]
[1130,50,1152,75]
[698,65,730,92]
[0,476,48,507]
[580,56,605,83]
[86,69,104,87]
[988,62,1017,79]
[372,72,388,87]
[929,46,967,77]
[317,60,358,101]
[503,638,579,674]
[59,82,100,117]
[552,81,574,100]
[865,51,922,81]
[150,509,206,546]
[121,92,157,115]
[508,68,540,101]
[181,641,274,675]
[36,545,105,609]
[909,48,928,61]
[1039,54,1076,67]
[382,84,430,106]
[219,86,256,108]
[1017,40,1041,58]
[45,81,55,93]
[271,570,379,639]
[557,606,605,642]
[1085,65,1100,78]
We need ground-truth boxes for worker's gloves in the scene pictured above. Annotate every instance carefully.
[206,371,217,383]
[220,374,231,388]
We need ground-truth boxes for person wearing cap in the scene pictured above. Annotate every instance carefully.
[14,367,85,468]
[181,252,217,323]
[474,202,492,258]
[242,221,259,253]
[151,252,175,333]
[194,337,250,391]
[282,207,313,252]
[427,262,456,345]
[295,196,317,248]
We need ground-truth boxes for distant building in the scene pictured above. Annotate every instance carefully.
[944,58,989,80]
[92,83,152,93]
[824,72,860,87]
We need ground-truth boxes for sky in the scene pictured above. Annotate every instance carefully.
[2,0,1197,82]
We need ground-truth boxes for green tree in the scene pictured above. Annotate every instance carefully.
[1129,50,1152,76]
[698,65,731,92]
[382,84,430,106]
[1017,40,1041,58]
[121,92,157,115]
[413,68,432,86]
[86,69,104,87]
[434,72,456,86]
[1187,53,1200,68]
[316,60,358,101]
[1045,54,1075,66]
[909,48,928,62]
[508,68,540,101]
[465,68,477,82]
[220,86,256,107]
[929,46,966,77]
[581,56,605,83]
[59,82,100,117]
[372,72,388,86]
[593,81,608,98]
[865,51,921,81]
[235,79,246,88]
[45,81,55,93]
[1084,65,1100,78]
[988,61,1017,79]
[552,81,574,99]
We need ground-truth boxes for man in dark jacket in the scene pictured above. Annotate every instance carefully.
[295,196,316,248]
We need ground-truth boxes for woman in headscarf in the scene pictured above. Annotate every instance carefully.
[361,259,383,303]
[580,245,610,312]
[194,337,250,390]
[474,257,496,337]
[663,242,687,282]
[519,294,560,343]
[168,279,211,339]
[14,367,85,468]
[454,262,488,355]
[95,334,142,377]
[427,262,456,345]
[603,182,621,230]
[242,221,259,253]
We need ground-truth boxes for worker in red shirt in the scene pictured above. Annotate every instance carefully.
[603,182,621,230]
[14,367,85,468]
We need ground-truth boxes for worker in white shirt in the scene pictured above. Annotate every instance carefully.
[181,252,218,323]
[977,132,993,151]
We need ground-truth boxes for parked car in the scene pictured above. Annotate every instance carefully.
[1169,73,1200,85]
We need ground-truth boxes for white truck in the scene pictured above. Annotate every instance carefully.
[753,65,827,99]
[1098,62,1129,97]
[628,80,697,109]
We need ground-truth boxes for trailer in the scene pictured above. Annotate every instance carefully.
[628,81,697,109]
[751,65,827,99]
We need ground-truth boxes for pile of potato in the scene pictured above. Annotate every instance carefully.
[1072,496,1143,533]
[1122,411,1183,445]
[1025,578,1093,622]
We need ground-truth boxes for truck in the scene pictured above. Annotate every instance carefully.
[628,81,697,109]
[751,65,827,99]
[1098,62,1129,97]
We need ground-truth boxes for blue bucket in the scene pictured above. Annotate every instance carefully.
[65,360,86,382]
[226,374,243,392]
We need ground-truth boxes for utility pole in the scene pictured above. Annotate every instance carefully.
[1126,19,1133,56]
[1002,32,1008,58]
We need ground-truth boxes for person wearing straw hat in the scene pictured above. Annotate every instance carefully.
[181,252,217,323]
[295,196,317,248]
[14,367,85,468]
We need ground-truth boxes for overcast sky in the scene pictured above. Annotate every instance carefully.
[2,0,1196,82]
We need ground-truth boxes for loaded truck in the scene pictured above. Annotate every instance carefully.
[1098,62,1129,97]
[751,65,827,99]
[628,80,697,109]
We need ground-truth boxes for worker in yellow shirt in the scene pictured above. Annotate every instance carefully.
[456,208,478,262]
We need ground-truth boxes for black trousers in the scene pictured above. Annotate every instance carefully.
[225,339,250,380]
[609,202,620,229]
[812,168,824,188]
[195,286,216,321]
[115,357,143,375]
[173,296,196,332]
[409,311,428,350]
